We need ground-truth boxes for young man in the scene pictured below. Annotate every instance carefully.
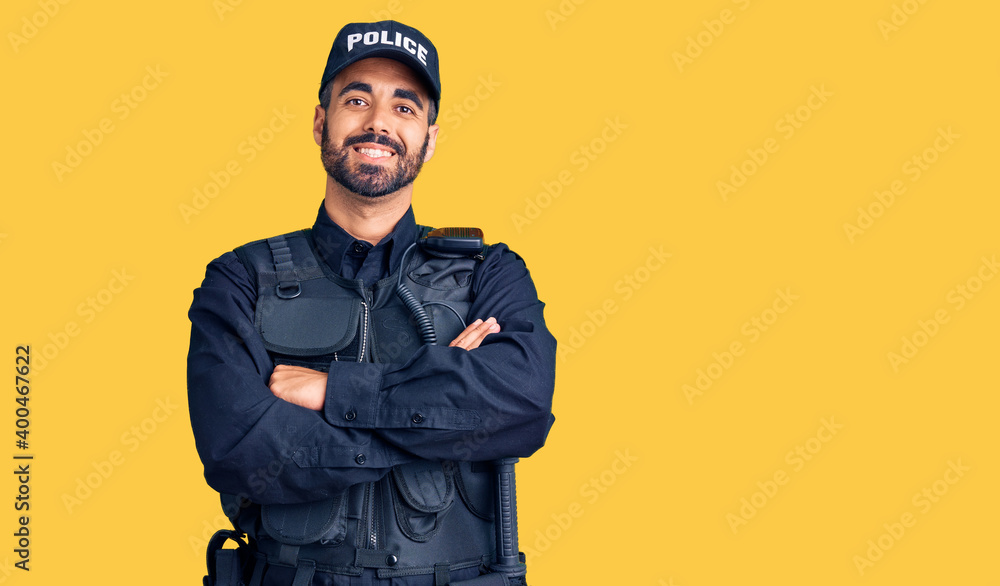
[187,21,556,585]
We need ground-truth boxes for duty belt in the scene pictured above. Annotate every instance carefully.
[253,536,490,577]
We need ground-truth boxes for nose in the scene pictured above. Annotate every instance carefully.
[363,104,392,135]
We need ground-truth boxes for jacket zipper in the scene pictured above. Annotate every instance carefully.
[358,299,369,363]
[359,289,378,550]
[363,481,378,549]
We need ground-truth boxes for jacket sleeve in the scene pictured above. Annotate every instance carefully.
[187,252,417,505]
[321,243,557,462]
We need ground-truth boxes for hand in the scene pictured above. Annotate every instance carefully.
[269,364,328,411]
[448,317,500,350]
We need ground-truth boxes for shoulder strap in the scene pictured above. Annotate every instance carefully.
[266,232,301,299]
[232,228,318,293]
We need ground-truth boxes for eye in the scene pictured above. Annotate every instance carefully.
[397,104,414,115]
[346,97,367,107]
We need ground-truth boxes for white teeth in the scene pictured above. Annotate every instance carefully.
[358,147,393,158]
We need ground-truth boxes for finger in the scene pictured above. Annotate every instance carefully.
[451,317,499,350]
[449,319,484,348]
[269,365,302,392]
[269,364,288,389]
[464,318,500,350]
[270,364,293,382]
[273,364,320,374]
[269,364,318,385]
[451,319,491,350]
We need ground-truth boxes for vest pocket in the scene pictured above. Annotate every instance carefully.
[261,493,348,546]
[454,461,495,521]
[407,257,475,290]
[389,461,456,542]
[256,280,360,357]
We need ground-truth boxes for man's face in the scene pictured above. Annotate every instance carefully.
[316,58,438,198]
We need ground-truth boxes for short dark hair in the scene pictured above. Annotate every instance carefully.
[319,81,438,125]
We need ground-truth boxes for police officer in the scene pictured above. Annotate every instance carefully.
[187,21,556,585]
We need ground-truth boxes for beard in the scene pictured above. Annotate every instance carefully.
[321,120,430,198]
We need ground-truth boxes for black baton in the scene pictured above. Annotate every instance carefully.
[490,457,526,578]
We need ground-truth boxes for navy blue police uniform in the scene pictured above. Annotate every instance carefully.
[187,21,556,584]
[188,199,555,586]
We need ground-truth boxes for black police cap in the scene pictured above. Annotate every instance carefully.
[319,21,440,111]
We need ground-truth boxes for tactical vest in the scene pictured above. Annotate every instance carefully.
[223,228,499,583]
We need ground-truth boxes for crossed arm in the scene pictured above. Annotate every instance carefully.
[269,317,502,411]
[188,244,555,504]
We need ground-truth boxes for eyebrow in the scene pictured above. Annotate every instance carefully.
[338,83,425,112]
[338,82,372,97]
[393,88,424,111]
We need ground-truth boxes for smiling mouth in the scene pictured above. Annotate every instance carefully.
[355,146,395,159]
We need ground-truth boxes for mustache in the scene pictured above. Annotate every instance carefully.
[343,133,405,156]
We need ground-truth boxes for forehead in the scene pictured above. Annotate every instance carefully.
[332,57,429,99]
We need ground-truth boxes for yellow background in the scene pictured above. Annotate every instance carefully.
[2,0,998,584]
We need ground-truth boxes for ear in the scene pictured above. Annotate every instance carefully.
[422,123,440,163]
[312,105,326,146]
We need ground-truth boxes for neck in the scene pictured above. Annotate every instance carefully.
[323,177,413,244]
